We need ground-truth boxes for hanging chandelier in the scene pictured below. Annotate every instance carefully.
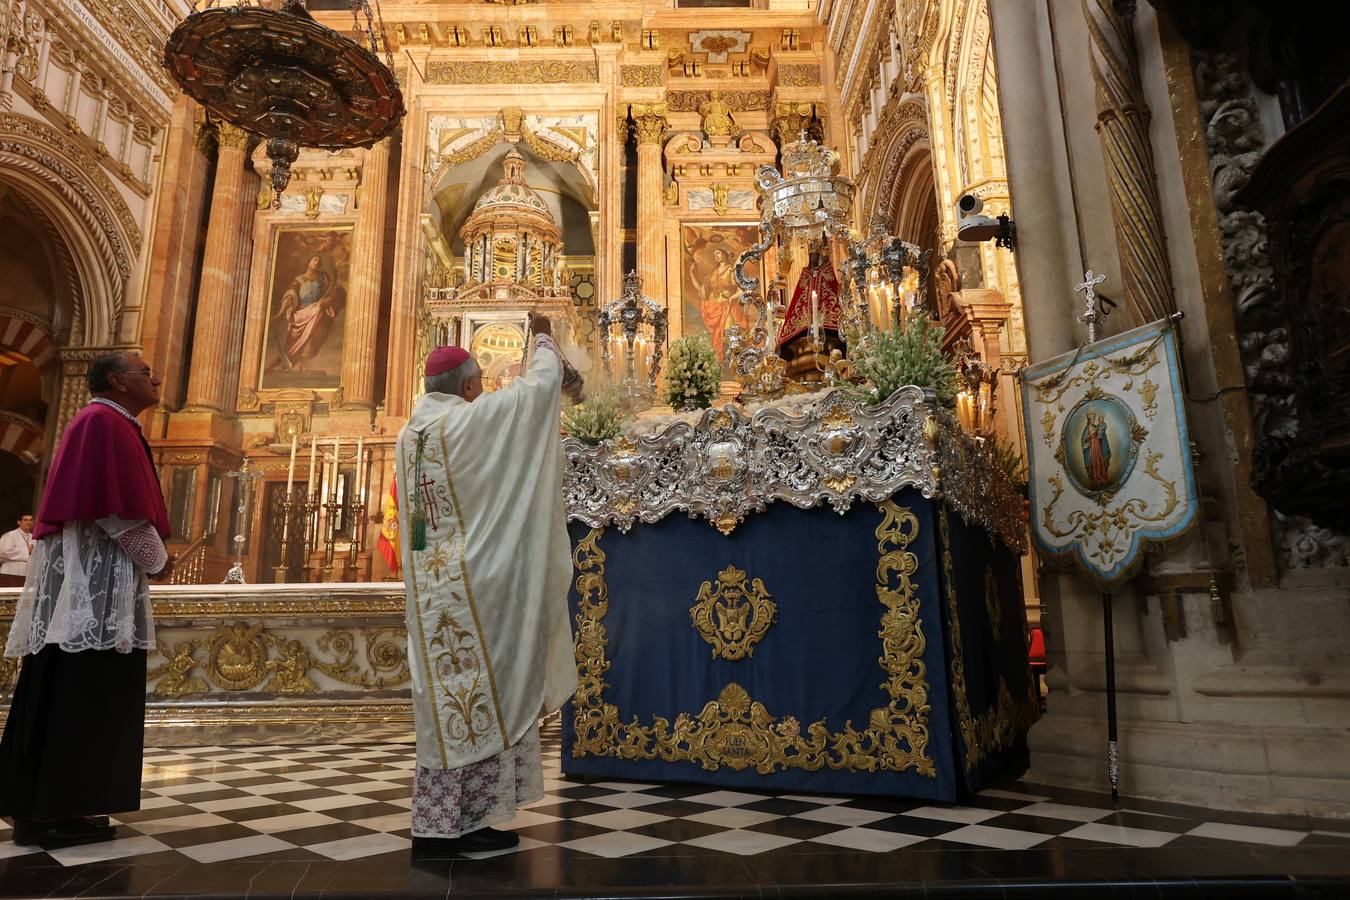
[163,0,405,206]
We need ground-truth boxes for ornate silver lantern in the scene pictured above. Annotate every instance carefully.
[731,133,931,398]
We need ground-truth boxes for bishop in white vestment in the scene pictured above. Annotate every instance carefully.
[395,330,577,853]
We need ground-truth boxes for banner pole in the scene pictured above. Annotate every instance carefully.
[1102,590,1120,809]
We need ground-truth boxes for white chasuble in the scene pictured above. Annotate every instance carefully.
[396,344,576,771]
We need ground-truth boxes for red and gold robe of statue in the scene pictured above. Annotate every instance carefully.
[777,255,844,350]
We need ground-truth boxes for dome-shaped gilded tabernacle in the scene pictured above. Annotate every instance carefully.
[470,149,552,219]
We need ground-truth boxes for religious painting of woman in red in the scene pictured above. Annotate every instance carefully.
[261,228,352,390]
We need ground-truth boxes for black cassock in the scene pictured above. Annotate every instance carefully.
[0,645,147,819]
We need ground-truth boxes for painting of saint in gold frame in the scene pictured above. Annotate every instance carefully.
[680,224,759,368]
[260,227,353,390]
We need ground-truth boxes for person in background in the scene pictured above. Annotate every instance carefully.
[0,351,173,846]
[0,514,35,587]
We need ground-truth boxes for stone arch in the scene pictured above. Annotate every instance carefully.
[0,113,139,348]
[862,98,940,243]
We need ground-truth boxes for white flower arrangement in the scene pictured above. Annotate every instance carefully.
[662,334,722,412]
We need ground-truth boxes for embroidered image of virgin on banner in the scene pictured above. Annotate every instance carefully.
[1020,319,1201,585]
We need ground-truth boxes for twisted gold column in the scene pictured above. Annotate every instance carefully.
[1083,0,1175,324]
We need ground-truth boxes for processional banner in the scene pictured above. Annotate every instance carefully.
[1020,319,1200,585]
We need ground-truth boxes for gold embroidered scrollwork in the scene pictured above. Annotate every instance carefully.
[689,565,777,661]
[940,508,1037,771]
[984,566,1002,643]
[570,501,934,777]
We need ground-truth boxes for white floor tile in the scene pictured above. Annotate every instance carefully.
[518,794,565,810]
[1015,802,1114,823]
[149,780,231,797]
[585,791,666,810]
[0,843,44,861]
[129,813,232,834]
[591,781,659,791]
[779,794,849,805]
[47,835,170,867]
[289,794,376,813]
[572,808,670,831]
[810,827,926,852]
[902,806,1002,825]
[456,836,548,860]
[683,829,801,856]
[560,831,674,858]
[978,788,1052,803]
[1188,822,1306,847]
[310,832,411,861]
[191,795,276,814]
[178,835,296,864]
[500,809,562,830]
[349,813,413,833]
[940,824,1050,850]
[684,807,782,829]
[682,790,768,808]
[245,812,342,834]
[1063,822,1178,848]
[134,796,181,811]
[241,780,316,796]
[793,806,892,827]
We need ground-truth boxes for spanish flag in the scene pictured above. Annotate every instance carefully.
[376,480,400,577]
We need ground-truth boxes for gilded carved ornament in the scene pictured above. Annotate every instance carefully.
[689,565,777,661]
[569,502,936,777]
[628,103,668,145]
[146,623,411,698]
[425,60,598,85]
[620,65,663,88]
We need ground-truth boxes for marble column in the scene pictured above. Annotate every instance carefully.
[139,98,212,414]
[184,122,252,412]
[630,103,667,297]
[340,139,391,409]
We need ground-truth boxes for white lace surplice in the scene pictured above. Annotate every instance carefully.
[4,518,159,657]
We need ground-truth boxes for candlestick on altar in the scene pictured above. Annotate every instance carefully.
[222,457,265,585]
[354,436,365,505]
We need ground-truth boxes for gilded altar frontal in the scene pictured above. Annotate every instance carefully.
[2,0,1350,860]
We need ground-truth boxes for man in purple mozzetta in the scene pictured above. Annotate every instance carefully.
[0,351,173,846]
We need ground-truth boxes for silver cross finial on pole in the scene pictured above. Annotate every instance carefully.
[222,457,266,584]
[1075,269,1107,344]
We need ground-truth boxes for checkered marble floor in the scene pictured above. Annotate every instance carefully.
[1,716,1348,893]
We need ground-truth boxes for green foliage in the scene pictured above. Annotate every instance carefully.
[562,387,626,446]
[846,316,957,408]
[663,334,722,412]
[988,437,1029,486]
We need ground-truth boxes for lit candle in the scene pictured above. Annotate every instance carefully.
[307,435,317,497]
[811,289,820,340]
[354,436,365,504]
[286,434,297,493]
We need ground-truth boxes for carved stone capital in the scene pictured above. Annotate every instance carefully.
[215,121,249,151]
[629,103,668,145]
